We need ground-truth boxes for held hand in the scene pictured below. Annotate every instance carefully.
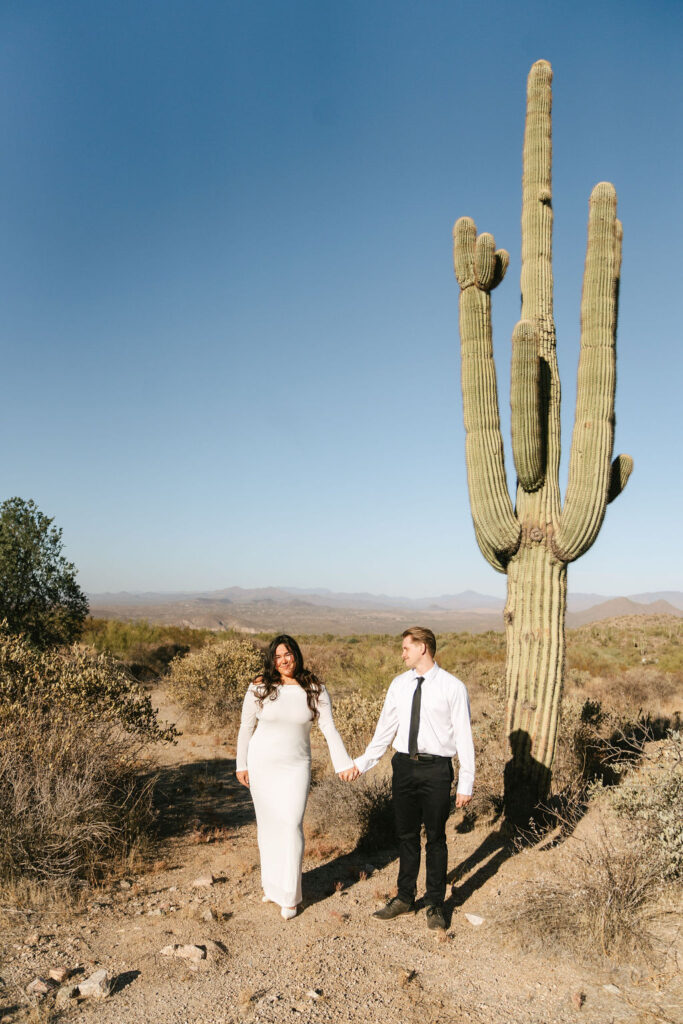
[455,792,472,809]
[338,766,360,782]
[236,770,250,788]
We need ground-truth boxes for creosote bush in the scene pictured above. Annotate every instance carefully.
[166,635,263,726]
[0,626,174,884]
[0,626,178,743]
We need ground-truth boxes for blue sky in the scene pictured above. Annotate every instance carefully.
[1,0,681,598]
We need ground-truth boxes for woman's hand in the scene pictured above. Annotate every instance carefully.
[338,766,360,782]
[236,770,250,788]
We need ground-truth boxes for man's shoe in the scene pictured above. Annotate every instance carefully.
[373,896,414,920]
[426,904,447,930]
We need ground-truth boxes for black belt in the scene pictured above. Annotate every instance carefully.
[396,751,450,763]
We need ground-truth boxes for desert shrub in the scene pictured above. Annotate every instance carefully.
[0,626,178,743]
[0,695,155,883]
[166,635,263,725]
[305,770,393,855]
[502,824,662,962]
[327,692,386,753]
[604,730,683,879]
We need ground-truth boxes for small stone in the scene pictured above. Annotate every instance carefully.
[147,908,164,916]
[192,873,215,888]
[204,939,226,957]
[55,984,80,1007]
[307,989,323,1000]
[175,944,207,962]
[25,932,40,947]
[160,944,178,956]
[464,913,485,926]
[572,991,586,1009]
[119,880,132,890]
[49,967,70,983]
[603,984,621,995]
[201,907,217,922]
[78,968,111,999]
[27,977,52,997]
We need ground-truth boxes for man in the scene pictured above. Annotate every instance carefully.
[348,627,474,930]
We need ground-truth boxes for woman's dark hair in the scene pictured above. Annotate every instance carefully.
[254,634,323,721]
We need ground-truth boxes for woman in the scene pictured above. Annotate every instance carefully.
[236,634,355,919]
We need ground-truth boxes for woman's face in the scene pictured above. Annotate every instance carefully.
[274,643,296,677]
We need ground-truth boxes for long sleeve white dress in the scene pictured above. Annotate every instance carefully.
[236,683,353,908]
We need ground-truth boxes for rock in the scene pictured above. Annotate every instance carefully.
[192,873,215,888]
[572,991,586,1010]
[160,944,179,956]
[119,880,132,890]
[55,984,80,1007]
[49,967,70,983]
[463,913,485,926]
[307,989,323,1000]
[603,984,621,995]
[147,908,164,916]
[201,907,217,922]
[78,968,111,999]
[25,932,40,947]
[26,977,52,997]
[175,944,207,962]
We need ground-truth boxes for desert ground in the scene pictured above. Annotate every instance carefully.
[1,619,681,1024]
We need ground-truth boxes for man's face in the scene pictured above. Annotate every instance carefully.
[401,635,426,670]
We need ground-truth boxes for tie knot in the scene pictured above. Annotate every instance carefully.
[416,676,424,685]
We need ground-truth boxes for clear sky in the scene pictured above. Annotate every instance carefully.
[1,0,681,598]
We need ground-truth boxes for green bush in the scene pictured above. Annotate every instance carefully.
[605,730,683,879]
[0,625,173,884]
[166,635,263,725]
[0,626,178,743]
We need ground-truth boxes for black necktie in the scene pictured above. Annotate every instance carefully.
[408,676,425,758]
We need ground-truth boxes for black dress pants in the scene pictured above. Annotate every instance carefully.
[391,752,453,907]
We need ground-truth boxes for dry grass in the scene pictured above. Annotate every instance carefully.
[305,768,393,857]
[501,819,666,963]
[0,699,156,885]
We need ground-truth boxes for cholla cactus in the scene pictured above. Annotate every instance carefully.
[453,60,632,819]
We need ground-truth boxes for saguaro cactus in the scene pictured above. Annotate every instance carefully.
[453,60,632,819]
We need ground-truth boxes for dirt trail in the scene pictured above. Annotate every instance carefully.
[1,690,680,1024]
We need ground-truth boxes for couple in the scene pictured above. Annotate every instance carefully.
[235,628,474,929]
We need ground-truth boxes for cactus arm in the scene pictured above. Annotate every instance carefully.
[554,185,624,562]
[607,453,633,503]
[454,217,520,573]
[510,319,544,491]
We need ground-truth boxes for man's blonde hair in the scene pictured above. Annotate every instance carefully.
[402,626,436,658]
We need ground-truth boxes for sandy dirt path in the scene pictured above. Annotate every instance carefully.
[1,690,679,1024]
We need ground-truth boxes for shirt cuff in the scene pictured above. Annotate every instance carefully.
[456,771,474,796]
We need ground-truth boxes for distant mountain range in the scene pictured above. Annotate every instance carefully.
[87,586,683,635]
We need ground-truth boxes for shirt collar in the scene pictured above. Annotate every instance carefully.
[411,662,439,683]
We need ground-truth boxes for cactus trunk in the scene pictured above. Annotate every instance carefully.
[453,60,632,819]
[503,546,566,820]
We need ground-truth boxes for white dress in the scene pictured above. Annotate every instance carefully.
[236,683,353,908]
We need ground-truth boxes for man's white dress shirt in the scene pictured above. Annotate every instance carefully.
[354,662,475,796]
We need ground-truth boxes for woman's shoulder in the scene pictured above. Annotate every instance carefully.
[248,675,264,691]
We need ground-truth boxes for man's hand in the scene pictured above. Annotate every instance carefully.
[455,792,472,809]
[236,770,250,788]
[338,765,360,782]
